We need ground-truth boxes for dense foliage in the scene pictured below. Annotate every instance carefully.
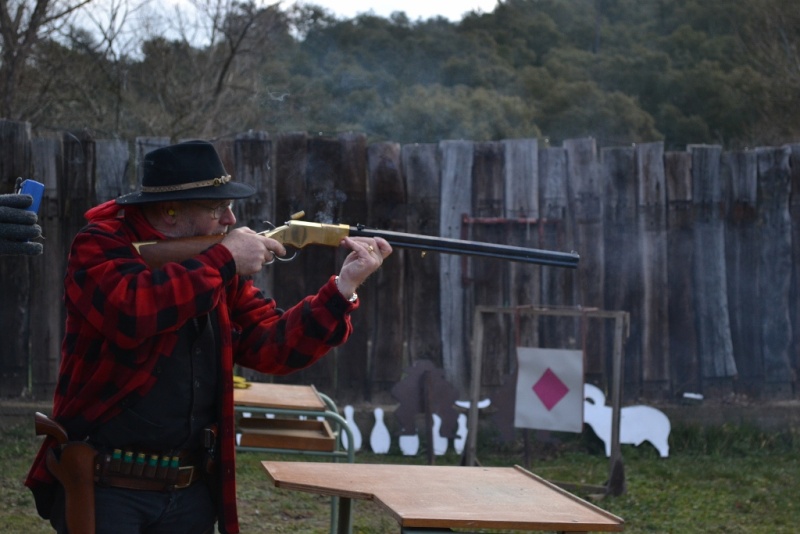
[3,0,798,149]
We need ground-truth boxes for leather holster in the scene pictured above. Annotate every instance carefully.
[45,442,98,534]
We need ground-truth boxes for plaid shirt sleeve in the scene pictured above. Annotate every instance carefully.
[229,275,357,373]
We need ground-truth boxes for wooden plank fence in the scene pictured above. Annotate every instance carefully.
[1,119,798,405]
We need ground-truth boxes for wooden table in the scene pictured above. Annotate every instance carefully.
[263,461,624,534]
[234,383,356,534]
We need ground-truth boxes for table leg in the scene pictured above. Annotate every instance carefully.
[336,496,352,534]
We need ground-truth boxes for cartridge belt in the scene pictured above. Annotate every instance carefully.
[94,448,207,491]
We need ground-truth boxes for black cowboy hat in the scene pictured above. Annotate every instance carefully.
[116,140,255,205]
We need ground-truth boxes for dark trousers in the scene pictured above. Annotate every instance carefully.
[50,482,216,534]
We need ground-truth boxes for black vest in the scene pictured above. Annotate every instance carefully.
[90,312,220,451]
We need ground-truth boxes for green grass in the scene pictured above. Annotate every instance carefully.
[2,421,798,533]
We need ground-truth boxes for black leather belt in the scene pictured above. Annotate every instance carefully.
[94,449,206,491]
[97,466,202,491]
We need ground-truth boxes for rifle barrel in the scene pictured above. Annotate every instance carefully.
[349,226,579,268]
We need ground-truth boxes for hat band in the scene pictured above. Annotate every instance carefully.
[140,175,232,193]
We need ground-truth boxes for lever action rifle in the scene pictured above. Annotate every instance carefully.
[133,212,580,269]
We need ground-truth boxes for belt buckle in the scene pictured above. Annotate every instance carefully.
[174,466,196,489]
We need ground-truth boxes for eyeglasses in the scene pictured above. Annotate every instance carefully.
[192,201,234,219]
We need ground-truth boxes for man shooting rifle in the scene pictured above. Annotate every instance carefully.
[25,140,391,534]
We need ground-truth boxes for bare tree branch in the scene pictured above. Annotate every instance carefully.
[0,0,94,118]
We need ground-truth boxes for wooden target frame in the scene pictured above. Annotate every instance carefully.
[466,305,630,496]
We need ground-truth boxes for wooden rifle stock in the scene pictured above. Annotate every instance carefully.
[133,220,580,269]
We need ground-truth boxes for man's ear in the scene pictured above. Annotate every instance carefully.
[141,202,181,235]
[161,202,177,224]
[160,202,179,225]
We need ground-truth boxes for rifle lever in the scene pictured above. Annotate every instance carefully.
[260,220,298,262]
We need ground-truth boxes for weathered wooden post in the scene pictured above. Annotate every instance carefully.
[367,141,405,397]
[665,151,699,394]
[297,136,343,391]
[28,136,65,397]
[755,146,793,399]
[402,143,442,369]
[504,138,540,458]
[689,144,736,395]
[601,145,639,395]
[637,142,669,398]
[336,132,369,401]
[788,144,800,390]
[439,140,473,393]
[0,120,33,396]
[564,138,605,384]
[721,149,760,395]
[272,132,309,383]
[471,141,508,388]
[539,147,575,350]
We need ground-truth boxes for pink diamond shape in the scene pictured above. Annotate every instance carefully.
[532,368,569,411]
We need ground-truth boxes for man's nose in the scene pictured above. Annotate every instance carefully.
[219,205,236,225]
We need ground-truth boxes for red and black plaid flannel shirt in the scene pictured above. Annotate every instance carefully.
[25,205,357,533]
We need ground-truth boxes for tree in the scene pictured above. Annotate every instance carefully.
[0,0,93,119]
[125,0,291,138]
[535,79,660,146]
[384,84,539,143]
[734,0,800,143]
[3,0,797,149]
[27,0,148,134]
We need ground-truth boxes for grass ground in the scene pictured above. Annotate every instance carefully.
[1,421,798,533]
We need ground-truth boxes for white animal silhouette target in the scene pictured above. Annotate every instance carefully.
[583,383,671,458]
